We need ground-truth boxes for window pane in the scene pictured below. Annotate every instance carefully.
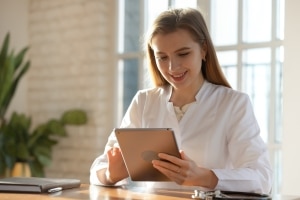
[211,0,238,46]
[243,0,272,43]
[119,59,139,115]
[275,46,283,143]
[172,0,197,8]
[145,0,168,30]
[277,0,285,40]
[242,48,271,142]
[120,0,141,53]
[217,51,237,89]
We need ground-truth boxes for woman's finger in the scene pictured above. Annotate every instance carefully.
[157,153,183,166]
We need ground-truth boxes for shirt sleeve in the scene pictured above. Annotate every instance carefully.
[212,93,272,194]
[89,131,128,186]
[89,92,143,185]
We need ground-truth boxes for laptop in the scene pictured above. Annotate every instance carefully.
[114,128,181,181]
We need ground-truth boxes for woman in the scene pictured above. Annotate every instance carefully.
[90,8,272,193]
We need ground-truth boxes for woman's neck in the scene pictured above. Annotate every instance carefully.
[170,78,204,108]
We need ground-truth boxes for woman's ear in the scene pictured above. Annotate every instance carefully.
[200,41,207,61]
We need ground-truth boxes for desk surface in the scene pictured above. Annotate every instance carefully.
[0,184,299,200]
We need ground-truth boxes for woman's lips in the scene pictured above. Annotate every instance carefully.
[170,71,187,82]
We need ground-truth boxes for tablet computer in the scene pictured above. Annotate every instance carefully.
[114,128,180,181]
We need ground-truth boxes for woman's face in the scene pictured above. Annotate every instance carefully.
[151,28,206,91]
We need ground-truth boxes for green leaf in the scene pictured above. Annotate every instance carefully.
[0,33,9,68]
[3,137,17,157]
[0,131,4,148]
[3,153,16,170]
[32,136,58,150]
[61,109,87,125]
[28,124,47,148]
[7,113,30,149]
[10,112,31,131]
[28,160,45,177]
[0,57,14,116]
[1,60,30,117]
[14,47,29,71]
[47,119,67,136]
[32,146,52,166]
[1,124,17,158]
[16,143,30,160]
[0,152,7,176]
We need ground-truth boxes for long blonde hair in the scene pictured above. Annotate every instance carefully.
[146,8,231,88]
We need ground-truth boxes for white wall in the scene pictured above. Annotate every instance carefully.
[27,0,117,182]
[0,0,29,117]
[282,0,300,196]
[0,0,117,183]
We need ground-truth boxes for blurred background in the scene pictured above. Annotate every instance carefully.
[0,0,299,197]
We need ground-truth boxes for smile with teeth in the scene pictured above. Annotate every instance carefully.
[171,71,187,78]
[169,71,187,82]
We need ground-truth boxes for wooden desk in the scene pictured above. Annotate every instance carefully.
[0,184,299,200]
[0,184,194,200]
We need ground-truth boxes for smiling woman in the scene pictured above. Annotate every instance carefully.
[117,0,284,195]
[90,7,272,194]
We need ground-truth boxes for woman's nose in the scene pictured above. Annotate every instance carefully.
[168,57,180,71]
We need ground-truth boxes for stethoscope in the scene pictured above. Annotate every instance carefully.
[191,190,272,200]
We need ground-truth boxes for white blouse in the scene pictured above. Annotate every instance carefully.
[90,80,272,194]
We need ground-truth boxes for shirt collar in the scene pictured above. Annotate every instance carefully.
[164,80,208,103]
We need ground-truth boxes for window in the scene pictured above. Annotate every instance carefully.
[211,0,284,195]
[118,0,284,195]
[117,0,143,120]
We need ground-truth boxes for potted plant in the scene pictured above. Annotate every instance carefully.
[0,32,30,177]
[0,109,87,177]
[0,33,88,177]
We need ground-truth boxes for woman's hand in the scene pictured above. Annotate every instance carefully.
[152,151,218,189]
[97,147,129,185]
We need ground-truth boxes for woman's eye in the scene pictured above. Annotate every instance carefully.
[179,52,189,57]
[156,56,167,61]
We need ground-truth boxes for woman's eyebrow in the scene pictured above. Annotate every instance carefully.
[155,47,191,55]
[174,47,191,53]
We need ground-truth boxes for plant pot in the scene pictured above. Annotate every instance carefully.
[11,162,31,177]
